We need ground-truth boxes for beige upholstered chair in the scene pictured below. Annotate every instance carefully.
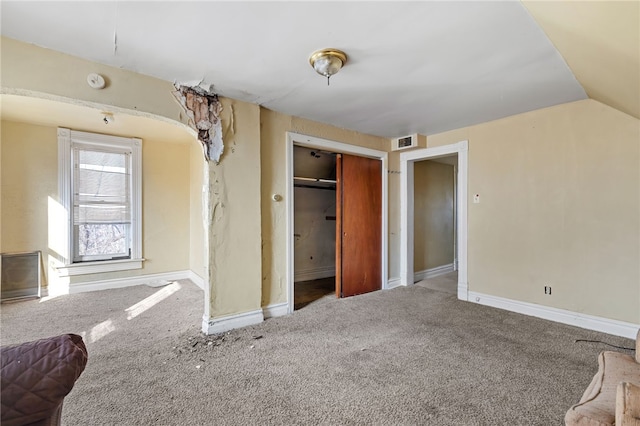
[616,382,640,426]
[565,329,640,425]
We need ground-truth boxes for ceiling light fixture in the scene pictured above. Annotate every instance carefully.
[309,48,347,86]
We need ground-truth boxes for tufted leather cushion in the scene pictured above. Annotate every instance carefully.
[1,334,88,426]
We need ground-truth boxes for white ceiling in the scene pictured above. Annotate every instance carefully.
[1,1,588,138]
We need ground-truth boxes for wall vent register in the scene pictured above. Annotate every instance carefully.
[392,134,418,151]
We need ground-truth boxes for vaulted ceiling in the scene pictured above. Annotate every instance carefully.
[1,1,638,138]
[523,1,639,121]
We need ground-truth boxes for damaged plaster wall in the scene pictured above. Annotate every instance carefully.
[205,98,262,319]
[3,36,262,325]
[173,85,224,162]
[2,35,393,324]
[175,89,263,322]
[259,108,389,308]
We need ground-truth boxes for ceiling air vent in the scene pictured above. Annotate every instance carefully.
[392,134,418,151]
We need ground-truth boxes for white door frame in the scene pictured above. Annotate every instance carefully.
[400,140,469,300]
[286,132,388,314]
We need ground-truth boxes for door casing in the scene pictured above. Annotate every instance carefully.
[400,140,469,300]
[286,132,388,314]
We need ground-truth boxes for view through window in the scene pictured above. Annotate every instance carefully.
[73,148,131,261]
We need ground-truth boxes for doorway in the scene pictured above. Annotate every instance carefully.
[400,140,468,300]
[286,133,388,314]
[412,155,457,293]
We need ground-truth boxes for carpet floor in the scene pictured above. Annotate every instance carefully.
[1,279,634,425]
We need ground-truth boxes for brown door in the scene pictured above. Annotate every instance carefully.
[336,153,382,298]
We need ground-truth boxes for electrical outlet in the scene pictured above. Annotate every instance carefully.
[544,286,552,295]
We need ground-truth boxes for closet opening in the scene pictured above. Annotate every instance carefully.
[293,146,337,309]
[286,132,388,315]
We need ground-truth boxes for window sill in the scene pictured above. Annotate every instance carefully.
[56,258,145,277]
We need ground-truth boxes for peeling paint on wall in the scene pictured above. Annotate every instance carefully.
[173,84,224,162]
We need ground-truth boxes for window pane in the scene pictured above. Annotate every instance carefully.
[77,224,128,257]
[75,204,131,224]
[77,150,129,204]
[73,148,132,260]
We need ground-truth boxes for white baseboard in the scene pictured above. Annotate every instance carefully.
[263,302,288,319]
[414,263,454,282]
[468,291,640,340]
[295,266,335,283]
[202,309,264,335]
[457,281,468,301]
[386,263,455,290]
[50,270,201,295]
[386,278,402,289]
[187,271,205,290]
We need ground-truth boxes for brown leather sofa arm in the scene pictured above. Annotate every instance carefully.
[1,334,88,426]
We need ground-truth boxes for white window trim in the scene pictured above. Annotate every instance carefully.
[57,128,143,276]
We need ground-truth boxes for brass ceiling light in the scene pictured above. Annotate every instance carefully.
[309,48,347,86]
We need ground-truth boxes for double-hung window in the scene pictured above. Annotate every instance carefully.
[57,129,143,276]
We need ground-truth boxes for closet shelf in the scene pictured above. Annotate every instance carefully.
[294,176,336,190]
[294,176,336,184]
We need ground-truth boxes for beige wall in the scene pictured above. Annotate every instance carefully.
[1,37,197,286]
[260,108,388,307]
[0,120,193,288]
[0,37,392,320]
[1,122,57,285]
[413,161,455,272]
[204,98,263,318]
[387,153,402,279]
[0,122,2,253]
[4,35,637,328]
[67,135,192,285]
[1,37,187,127]
[139,139,191,274]
[426,99,639,324]
[189,138,205,282]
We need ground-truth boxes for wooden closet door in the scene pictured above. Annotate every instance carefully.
[336,154,382,298]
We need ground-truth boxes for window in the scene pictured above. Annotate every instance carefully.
[57,129,143,276]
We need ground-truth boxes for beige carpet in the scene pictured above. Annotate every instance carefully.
[1,280,635,425]
[415,271,458,294]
